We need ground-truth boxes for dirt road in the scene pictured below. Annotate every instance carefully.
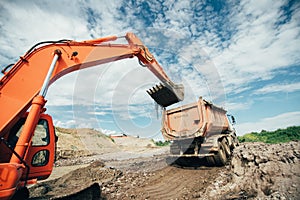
[30,154,224,200]
[102,156,224,199]
[29,128,299,199]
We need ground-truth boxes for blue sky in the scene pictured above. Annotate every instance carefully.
[0,0,299,139]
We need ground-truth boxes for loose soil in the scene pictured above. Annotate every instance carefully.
[29,128,299,199]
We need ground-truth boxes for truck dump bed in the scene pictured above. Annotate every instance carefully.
[162,97,229,140]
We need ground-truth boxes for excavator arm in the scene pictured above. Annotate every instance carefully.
[0,32,184,200]
[0,32,184,135]
[126,33,184,106]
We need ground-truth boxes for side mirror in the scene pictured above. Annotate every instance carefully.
[227,114,236,125]
[231,116,236,124]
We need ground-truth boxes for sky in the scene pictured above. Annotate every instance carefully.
[0,0,299,139]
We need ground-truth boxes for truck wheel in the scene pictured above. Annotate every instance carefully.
[205,156,215,167]
[214,141,227,166]
[170,142,180,154]
[221,138,231,158]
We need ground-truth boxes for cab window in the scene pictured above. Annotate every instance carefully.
[32,120,49,146]
[9,118,50,147]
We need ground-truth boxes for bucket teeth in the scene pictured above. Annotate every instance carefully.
[147,89,153,95]
[147,83,184,107]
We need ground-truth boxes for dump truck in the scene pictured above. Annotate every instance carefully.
[0,32,184,200]
[162,97,238,166]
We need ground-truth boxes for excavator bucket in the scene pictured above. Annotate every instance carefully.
[147,83,184,107]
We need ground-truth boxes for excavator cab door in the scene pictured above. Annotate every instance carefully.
[8,114,56,181]
[24,114,56,181]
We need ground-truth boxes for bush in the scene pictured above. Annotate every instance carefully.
[238,126,300,144]
[154,140,171,146]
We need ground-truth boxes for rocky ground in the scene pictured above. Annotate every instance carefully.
[28,128,299,199]
[203,141,300,200]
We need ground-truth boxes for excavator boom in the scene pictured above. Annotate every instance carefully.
[0,33,184,135]
[0,33,184,200]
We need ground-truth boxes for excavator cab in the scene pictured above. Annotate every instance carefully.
[147,83,184,107]
[20,114,56,181]
[0,114,56,199]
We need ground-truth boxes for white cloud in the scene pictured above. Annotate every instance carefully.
[89,111,107,116]
[254,82,300,94]
[73,59,158,106]
[98,128,118,136]
[236,111,300,135]
[1,0,299,137]
[2,0,299,104]
[47,73,78,105]
[213,0,300,95]
[225,100,253,112]
[0,1,89,58]
[53,119,76,128]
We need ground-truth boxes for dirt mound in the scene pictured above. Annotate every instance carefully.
[55,128,158,162]
[76,128,117,154]
[203,141,300,199]
[55,127,118,160]
[29,161,122,199]
[112,136,156,149]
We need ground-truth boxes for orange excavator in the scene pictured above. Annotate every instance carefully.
[0,32,184,200]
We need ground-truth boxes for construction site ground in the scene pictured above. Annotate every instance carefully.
[29,128,300,199]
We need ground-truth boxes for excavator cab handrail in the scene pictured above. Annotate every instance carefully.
[1,64,14,74]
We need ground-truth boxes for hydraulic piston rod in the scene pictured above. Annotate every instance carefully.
[10,51,61,163]
[39,50,61,97]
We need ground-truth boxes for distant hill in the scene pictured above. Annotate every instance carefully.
[238,126,300,144]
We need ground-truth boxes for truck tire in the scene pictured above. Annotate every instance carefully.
[221,138,231,158]
[206,156,215,167]
[214,141,227,166]
[170,142,180,155]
